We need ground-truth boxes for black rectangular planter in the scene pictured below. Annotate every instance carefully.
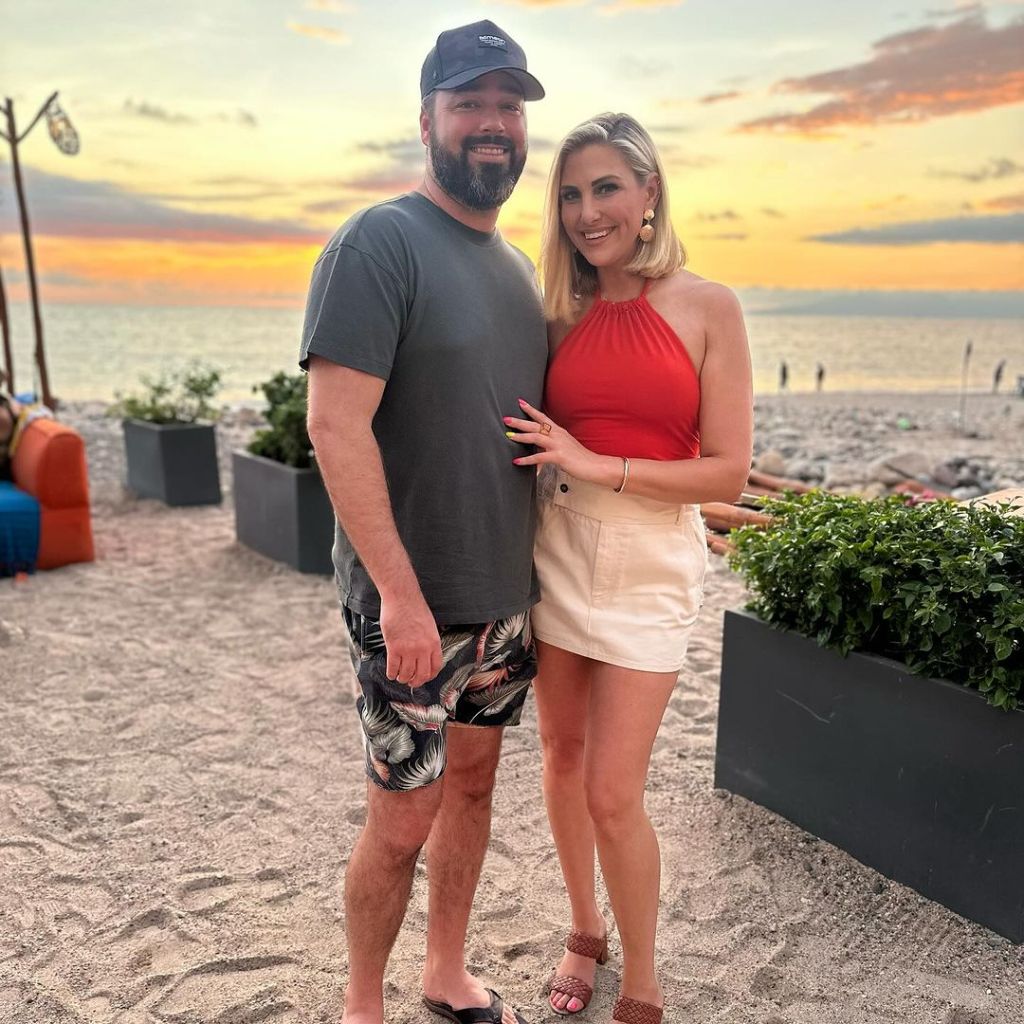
[714,608,1024,943]
[123,420,221,506]
[232,450,334,575]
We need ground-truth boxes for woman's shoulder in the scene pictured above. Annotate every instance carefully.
[650,270,739,311]
[648,272,745,357]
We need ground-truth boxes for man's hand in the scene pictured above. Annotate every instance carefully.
[308,358,443,685]
[379,592,443,686]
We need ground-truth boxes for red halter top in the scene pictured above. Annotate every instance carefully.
[544,281,701,462]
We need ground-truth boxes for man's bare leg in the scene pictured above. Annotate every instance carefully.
[421,725,519,1024]
[342,778,445,1024]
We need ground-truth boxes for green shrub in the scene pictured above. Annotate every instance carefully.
[247,371,314,469]
[110,363,222,424]
[728,492,1024,711]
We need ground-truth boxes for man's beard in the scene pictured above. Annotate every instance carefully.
[429,132,526,211]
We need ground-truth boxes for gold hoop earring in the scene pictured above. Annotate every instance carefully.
[638,208,655,243]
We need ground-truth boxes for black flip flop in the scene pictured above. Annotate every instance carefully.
[423,988,528,1024]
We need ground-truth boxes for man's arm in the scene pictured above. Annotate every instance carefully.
[307,355,442,686]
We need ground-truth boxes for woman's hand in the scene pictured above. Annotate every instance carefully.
[504,398,616,485]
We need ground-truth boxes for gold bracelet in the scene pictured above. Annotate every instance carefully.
[614,456,630,494]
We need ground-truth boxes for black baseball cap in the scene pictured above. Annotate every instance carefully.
[420,20,545,101]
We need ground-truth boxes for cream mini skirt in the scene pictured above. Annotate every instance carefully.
[531,467,708,673]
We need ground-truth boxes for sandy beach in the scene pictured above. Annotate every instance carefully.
[1,391,1022,1024]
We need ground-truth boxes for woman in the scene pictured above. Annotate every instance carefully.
[502,114,753,1024]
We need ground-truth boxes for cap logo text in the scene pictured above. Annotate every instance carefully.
[478,35,507,50]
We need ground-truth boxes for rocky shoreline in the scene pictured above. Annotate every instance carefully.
[61,390,1024,511]
[749,392,1023,499]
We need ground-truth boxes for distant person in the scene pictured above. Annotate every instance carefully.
[779,359,789,392]
[506,112,752,1024]
[993,359,1006,394]
[300,20,545,1024]
[815,362,825,392]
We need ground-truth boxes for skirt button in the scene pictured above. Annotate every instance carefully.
[559,483,569,493]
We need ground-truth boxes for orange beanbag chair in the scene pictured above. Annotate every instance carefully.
[11,418,94,570]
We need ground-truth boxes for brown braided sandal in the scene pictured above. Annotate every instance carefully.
[548,929,610,1016]
[611,995,663,1024]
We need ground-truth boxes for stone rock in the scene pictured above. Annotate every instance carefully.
[859,482,889,500]
[755,449,787,477]
[952,486,984,500]
[823,464,866,490]
[771,428,802,443]
[787,459,824,483]
[931,463,959,488]
[867,451,931,485]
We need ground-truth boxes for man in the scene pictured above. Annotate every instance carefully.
[300,20,547,1024]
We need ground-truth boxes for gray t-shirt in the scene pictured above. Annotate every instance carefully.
[300,192,548,624]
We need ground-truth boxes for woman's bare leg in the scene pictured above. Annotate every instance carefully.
[534,641,606,1013]
[585,663,677,1018]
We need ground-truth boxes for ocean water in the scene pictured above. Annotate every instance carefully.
[4,301,1023,403]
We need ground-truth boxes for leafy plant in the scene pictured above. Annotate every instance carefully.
[728,492,1024,711]
[110,363,222,424]
[247,371,314,469]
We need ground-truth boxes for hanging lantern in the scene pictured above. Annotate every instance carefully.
[46,101,80,156]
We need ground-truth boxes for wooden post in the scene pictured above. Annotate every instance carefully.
[2,94,58,409]
[0,262,12,392]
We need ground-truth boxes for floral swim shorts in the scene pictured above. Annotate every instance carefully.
[342,607,536,792]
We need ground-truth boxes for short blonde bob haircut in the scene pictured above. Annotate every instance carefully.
[540,112,685,324]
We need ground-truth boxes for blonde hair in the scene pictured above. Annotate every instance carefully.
[540,113,685,324]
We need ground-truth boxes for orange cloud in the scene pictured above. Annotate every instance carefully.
[738,14,1024,136]
[286,21,350,44]
[691,236,1024,292]
[982,193,1024,210]
[2,236,321,307]
[699,90,742,104]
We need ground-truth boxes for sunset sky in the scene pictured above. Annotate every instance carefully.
[2,0,1023,310]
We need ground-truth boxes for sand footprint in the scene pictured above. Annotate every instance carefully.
[177,871,238,913]
[253,867,299,905]
[151,954,302,1022]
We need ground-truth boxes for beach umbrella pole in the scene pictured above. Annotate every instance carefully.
[1,91,71,411]
[0,263,12,392]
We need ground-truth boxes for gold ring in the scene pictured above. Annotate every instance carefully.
[539,422,552,436]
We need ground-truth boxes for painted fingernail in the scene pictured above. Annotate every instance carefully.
[502,416,513,424]
[518,398,526,406]
[505,431,516,439]
[513,458,524,465]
